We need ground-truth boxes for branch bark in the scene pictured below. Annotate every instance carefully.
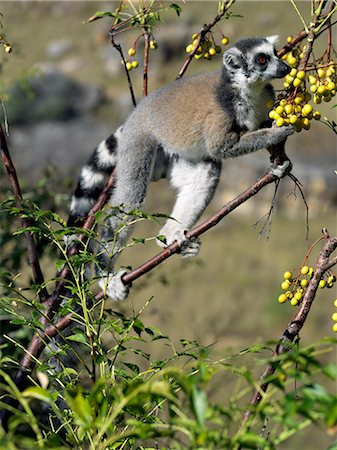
[0,124,48,302]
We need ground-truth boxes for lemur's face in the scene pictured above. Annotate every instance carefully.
[223,36,291,84]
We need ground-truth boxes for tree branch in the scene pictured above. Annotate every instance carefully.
[241,232,337,429]
[0,124,48,302]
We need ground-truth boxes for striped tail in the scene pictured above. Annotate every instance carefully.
[67,128,122,227]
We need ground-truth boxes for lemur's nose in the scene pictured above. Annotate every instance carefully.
[280,61,291,76]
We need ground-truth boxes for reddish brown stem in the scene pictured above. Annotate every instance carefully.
[0,124,48,302]
[143,29,150,96]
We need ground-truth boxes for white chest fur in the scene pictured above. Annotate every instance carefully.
[233,81,267,131]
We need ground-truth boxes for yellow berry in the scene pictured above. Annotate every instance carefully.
[300,279,309,288]
[194,53,203,60]
[309,75,317,84]
[310,85,317,93]
[301,118,311,130]
[209,47,216,56]
[332,312,337,322]
[333,323,337,332]
[285,75,294,84]
[317,85,326,95]
[287,36,293,43]
[313,111,321,120]
[221,37,229,46]
[186,44,194,53]
[269,110,276,120]
[278,293,287,303]
[328,275,336,284]
[289,114,298,124]
[192,33,198,40]
[150,40,158,50]
[279,99,287,107]
[296,70,305,80]
[281,280,291,290]
[334,299,337,307]
[131,60,139,68]
[286,291,293,299]
[302,104,313,116]
[290,298,299,306]
[275,105,284,115]
[319,279,326,288]
[317,68,325,78]
[326,68,334,77]
[128,47,136,57]
[293,78,302,87]
[327,81,336,91]
[294,96,303,105]
[285,104,294,115]
[290,68,297,77]
[289,57,298,66]
[284,271,292,280]
[4,43,12,54]
[294,292,302,301]
[126,62,132,71]
[276,117,285,127]
[283,82,290,89]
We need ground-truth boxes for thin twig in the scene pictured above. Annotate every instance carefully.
[143,28,150,96]
[0,124,48,302]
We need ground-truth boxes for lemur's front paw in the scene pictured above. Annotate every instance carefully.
[157,223,200,258]
[269,159,293,178]
[98,270,130,301]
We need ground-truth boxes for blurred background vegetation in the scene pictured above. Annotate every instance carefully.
[0,2,336,448]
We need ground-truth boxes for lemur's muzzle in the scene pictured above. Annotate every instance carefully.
[276,60,291,78]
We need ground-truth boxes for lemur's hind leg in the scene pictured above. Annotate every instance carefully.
[96,137,158,300]
[157,157,222,257]
[67,129,122,227]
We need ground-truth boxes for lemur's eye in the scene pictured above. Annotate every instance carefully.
[256,53,269,65]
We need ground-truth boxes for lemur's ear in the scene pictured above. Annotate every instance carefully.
[266,35,279,46]
[223,47,244,70]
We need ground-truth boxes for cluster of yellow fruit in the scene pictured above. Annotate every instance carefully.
[277,266,336,307]
[269,38,336,133]
[123,40,158,71]
[268,91,320,132]
[308,66,336,104]
[185,33,229,60]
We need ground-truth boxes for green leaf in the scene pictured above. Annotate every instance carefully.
[191,386,207,427]
[156,234,167,244]
[323,363,337,380]
[55,259,66,270]
[22,386,53,403]
[67,332,89,345]
[66,389,92,427]
[170,3,182,16]
[236,432,269,449]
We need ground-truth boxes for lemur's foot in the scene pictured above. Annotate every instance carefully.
[269,159,292,178]
[98,269,130,301]
[157,223,201,258]
[179,236,201,258]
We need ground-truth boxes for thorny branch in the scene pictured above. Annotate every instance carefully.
[241,231,337,430]
[0,124,48,302]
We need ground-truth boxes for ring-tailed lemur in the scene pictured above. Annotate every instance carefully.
[68,36,293,301]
